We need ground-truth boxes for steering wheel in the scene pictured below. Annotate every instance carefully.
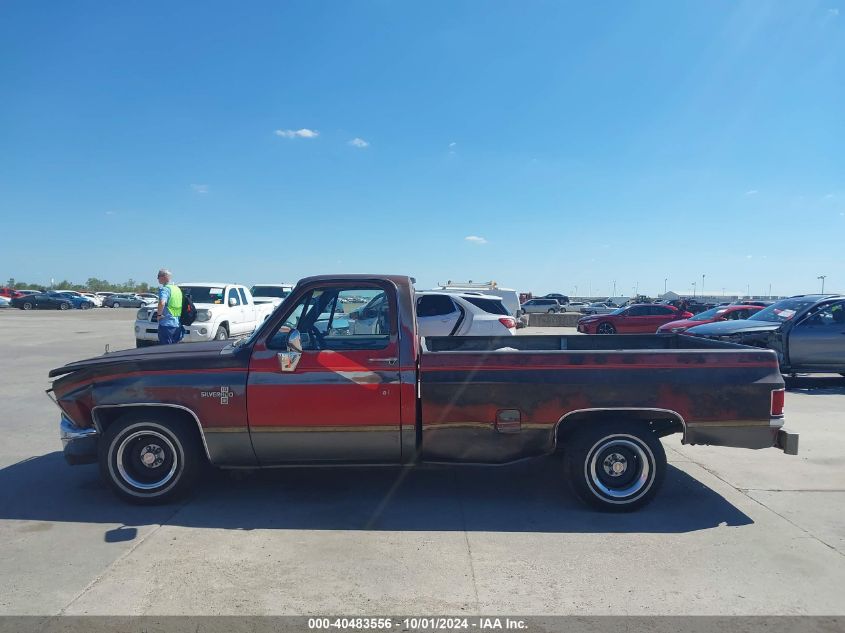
[306,325,326,350]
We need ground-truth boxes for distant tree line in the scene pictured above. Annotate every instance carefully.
[5,277,153,293]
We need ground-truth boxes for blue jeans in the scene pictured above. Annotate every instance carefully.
[158,324,184,345]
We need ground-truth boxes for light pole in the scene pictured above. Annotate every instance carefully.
[664,278,668,295]
[701,274,706,299]
[613,280,616,296]
[768,283,772,298]
[818,275,827,293]
[574,285,578,297]
[692,282,696,298]
[747,283,751,298]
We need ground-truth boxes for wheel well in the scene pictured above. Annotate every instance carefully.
[218,321,229,332]
[554,409,684,450]
[93,405,208,460]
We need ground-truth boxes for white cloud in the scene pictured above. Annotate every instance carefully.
[746,254,753,259]
[465,235,488,245]
[191,184,209,194]
[105,211,116,216]
[824,193,835,199]
[828,8,839,17]
[745,190,758,196]
[449,142,457,148]
[348,137,369,148]
[274,128,319,139]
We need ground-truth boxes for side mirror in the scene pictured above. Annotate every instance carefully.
[229,297,238,307]
[287,328,303,353]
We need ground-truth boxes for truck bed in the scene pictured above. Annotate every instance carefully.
[419,334,784,463]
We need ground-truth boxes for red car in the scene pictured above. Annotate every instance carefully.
[0,287,24,300]
[577,304,693,334]
[656,304,764,334]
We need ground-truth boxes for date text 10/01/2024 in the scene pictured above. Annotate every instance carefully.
[307,618,528,630]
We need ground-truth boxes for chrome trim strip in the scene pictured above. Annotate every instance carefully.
[91,403,212,463]
[552,407,688,452]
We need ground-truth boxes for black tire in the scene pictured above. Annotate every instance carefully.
[82,302,93,310]
[98,412,203,504]
[214,325,229,341]
[113,302,120,308]
[22,302,33,311]
[59,302,70,311]
[547,309,556,314]
[563,421,666,512]
[596,322,616,334]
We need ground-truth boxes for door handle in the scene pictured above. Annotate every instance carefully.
[368,357,398,365]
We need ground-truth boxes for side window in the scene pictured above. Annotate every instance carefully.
[649,306,671,316]
[267,287,391,351]
[238,288,248,304]
[800,302,845,328]
[417,295,456,317]
[628,306,648,316]
[227,288,241,306]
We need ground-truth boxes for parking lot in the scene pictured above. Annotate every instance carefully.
[1,308,844,615]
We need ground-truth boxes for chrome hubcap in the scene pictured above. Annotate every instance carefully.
[587,437,653,501]
[603,452,628,477]
[139,444,165,468]
[115,430,178,491]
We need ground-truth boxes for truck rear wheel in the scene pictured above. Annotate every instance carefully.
[563,421,666,512]
[99,412,203,504]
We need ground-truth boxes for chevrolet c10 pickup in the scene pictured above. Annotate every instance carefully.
[49,275,799,511]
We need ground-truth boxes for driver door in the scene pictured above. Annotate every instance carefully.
[788,301,845,370]
[246,282,402,464]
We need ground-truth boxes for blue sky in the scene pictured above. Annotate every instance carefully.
[1,1,842,297]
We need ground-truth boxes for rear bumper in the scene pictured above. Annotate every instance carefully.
[776,428,800,455]
[684,417,798,455]
[60,416,98,465]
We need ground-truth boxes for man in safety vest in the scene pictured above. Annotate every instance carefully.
[156,268,183,344]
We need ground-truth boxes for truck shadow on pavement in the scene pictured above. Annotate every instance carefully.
[0,452,752,537]
[784,375,845,395]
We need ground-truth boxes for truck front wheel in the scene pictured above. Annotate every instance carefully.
[563,422,666,512]
[99,413,203,504]
[214,325,229,341]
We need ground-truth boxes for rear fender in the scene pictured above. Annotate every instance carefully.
[553,408,686,451]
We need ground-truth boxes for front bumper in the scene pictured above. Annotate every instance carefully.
[60,415,98,465]
[134,321,216,343]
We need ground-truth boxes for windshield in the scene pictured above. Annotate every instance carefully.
[748,298,817,323]
[691,307,728,321]
[250,285,291,298]
[180,286,225,304]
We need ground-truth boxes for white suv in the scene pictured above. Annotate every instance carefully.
[351,291,516,337]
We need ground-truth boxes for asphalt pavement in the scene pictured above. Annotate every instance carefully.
[1,309,843,615]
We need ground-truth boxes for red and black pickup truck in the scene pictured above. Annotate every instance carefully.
[49,275,798,511]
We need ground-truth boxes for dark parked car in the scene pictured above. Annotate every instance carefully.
[685,295,845,374]
[56,292,96,310]
[11,291,74,311]
[103,293,148,308]
[578,304,692,334]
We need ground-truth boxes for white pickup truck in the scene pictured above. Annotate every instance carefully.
[133,282,276,347]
